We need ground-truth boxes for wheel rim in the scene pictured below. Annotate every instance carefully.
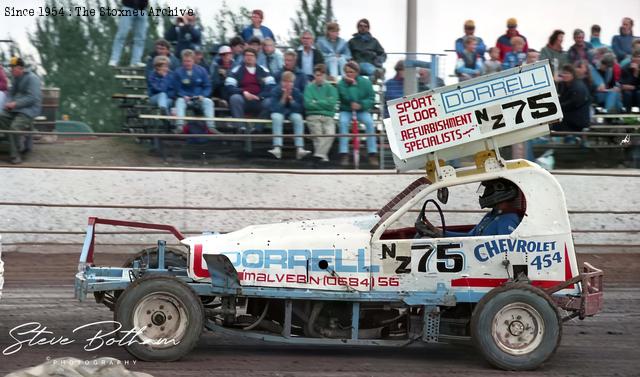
[131,292,188,349]
[491,302,544,356]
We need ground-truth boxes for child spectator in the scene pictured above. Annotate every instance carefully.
[304,64,338,163]
[275,50,308,93]
[164,15,202,58]
[568,29,594,64]
[257,38,284,76]
[147,56,174,115]
[268,71,310,160]
[590,25,608,49]
[337,61,377,167]
[612,17,635,62]
[316,22,351,79]
[297,30,324,81]
[145,39,180,78]
[502,36,527,69]
[172,49,215,132]
[484,47,502,74]
[540,30,568,76]
[455,20,486,59]
[496,18,528,61]
[455,36,484,81]
[620,49,640,111]
[210,45,235,101]
[348,19,386,78]
[556,64,591,132]
[241,9,275,42]
[107,0,148,67]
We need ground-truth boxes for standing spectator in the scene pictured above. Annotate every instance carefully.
[384,60,405,116]
[568,29,594,64]
[304,64,338,163]
[592,52,623,113]
[145,38,180,78]
[502,36,527,69]
[0,66,7,109]
[496,18,528,61]
[172,49,215,132]
[225,48,276,131]
[590,24,608,49]
[107,0,148,67]
[316,22,351,79]
[540,30,568,76]
[229,36,246,67]
[297,30,325,81]
[0,57,41,164]
[267,71,310,160]
[210,45,235,100]
[257,38,284,75]
[612,17,635,62]
[164,15,202,58]
[620,50,640,111]
[348,19,387,78]
[455,20,486,59]
[241,9,275,42]
[556,64,591,132]
[455,36,484,81]
[484,47,502,74]
[337,61,377,167]
[275,50,308,93]
[147,56,174,115]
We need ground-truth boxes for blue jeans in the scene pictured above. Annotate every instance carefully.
[175,97,215,129]
[595,91,623,113]
[359,62,376,76]
[109,6,148,65]
[149,93,172,111]
[325,55,348,77]
[271,112,304,147]
[338,111,377,154]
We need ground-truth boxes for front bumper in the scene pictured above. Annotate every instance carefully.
[548,262,604,320]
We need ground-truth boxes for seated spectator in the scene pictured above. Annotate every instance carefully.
[194,47,209,70]
[496,18,528,61]
[316,22,351,79]
[384,60,405,117]
[275,50,308,93]
[267,71,310,160]
[147,56,174,115]
[257,37,284,76]
[526,49,540,64]
[172,49,215,132]
[304,64,338,163]
[348,19,386,78]
[210,45,235,101]
[591,52,623,113]
[484,47,502,74]
[620,49,640,111]
[612,17,635,62]
[229,36,246,67]
[455,20,486,59]
[225,47,276,131]
[556,64,591,132]
[297,30,324,81]
[456,36,484,81]
[0,66,7,109]
[145,38,180,78]
[164,15,202,58]
[0,57,42,164]
[247,36,262,53]
[540,30,568,76]
[241,9,275,42]
[590,24,608,49]
[619,40,640,68]
[574,59,597,99]
[568,29,594,64]
[417,68,444,91]
[337,61,377,167]
[502,36,527,69]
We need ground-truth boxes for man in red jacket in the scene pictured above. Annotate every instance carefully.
[496,18,528,61]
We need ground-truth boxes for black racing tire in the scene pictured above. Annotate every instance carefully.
[122,246,188,269]
[470,282,562,371]
[114,275,204,361]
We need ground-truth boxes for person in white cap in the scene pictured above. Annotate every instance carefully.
[210,45,235,100]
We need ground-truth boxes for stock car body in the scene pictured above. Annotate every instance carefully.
[0,236,4,300]
[75,62,603,370]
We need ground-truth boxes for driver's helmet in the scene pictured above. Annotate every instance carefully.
[478,179,519,209]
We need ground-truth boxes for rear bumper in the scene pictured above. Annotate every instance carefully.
[548,262,604,320]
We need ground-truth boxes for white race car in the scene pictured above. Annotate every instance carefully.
[0,235,4,300]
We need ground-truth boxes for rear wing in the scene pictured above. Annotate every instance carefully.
[385,60,563,171]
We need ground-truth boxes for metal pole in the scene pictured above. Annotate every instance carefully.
[325,0,333,23]
[403,0,418,96]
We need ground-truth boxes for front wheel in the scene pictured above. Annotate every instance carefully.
[471,283,562,371]
[114,275,204,361]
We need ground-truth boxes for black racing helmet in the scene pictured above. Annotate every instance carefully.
[478,179,519,209]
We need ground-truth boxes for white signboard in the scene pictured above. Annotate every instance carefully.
[385,61,563,161]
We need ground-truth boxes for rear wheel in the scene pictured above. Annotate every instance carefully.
[114,275,204,361]
[471,283,562,371]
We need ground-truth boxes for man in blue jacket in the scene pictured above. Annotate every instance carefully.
[172,49,215,132]
[241,9,275,43]
[417,179,523,238]
[164,15,202,58]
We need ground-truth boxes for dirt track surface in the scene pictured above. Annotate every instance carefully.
[0,252,638,377]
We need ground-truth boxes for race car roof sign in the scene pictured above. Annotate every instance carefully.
[385,60,563,167]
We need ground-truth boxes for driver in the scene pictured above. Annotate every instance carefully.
[418,179,523,237]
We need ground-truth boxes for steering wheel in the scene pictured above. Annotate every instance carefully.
[414,199,446,238]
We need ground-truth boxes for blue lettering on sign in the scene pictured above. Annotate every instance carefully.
[440,65,551,113]
[221,248,379,273]
[474,239,556,262]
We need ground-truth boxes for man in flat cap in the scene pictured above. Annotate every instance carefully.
[0,57,42,164]
[455,20,486,59]
[496,18,529,62]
